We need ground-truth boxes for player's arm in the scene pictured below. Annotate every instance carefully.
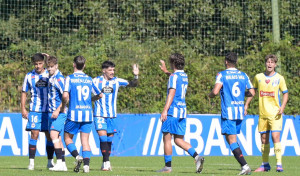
[159,60,171,76]
[208,83,222,98]
[128,64,139,87]
[92,93,103,101]
[245,88,255,97]
[52,104,62,119]
[60,92,69,113]
[244,89,256,115]
[160,88,175,122]
[21,92,28,119]
[278,92,288,115]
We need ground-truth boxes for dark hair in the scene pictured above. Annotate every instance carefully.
[74,56,86,70]
[169,53,185,70]
[265,54,278,63]
[31,53,44,63]
[46,56,58,65]
[225,52,238,65]
[102,61,115,69]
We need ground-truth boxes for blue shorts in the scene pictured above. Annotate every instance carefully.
[94,116,117,134]
[48,113,67,133]
[26,112,48,132]
[221,118,243,135]
[161,116,186,135]
[64,119,92,134]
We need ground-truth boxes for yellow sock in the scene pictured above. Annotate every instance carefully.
[274,142,282,165]
[261,143,270,163]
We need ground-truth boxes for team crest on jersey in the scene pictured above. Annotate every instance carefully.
[102,86,113,94]
[98,124,103,129]
[31,123,36,128]
[265,79,270,84]
[272,78,280,87]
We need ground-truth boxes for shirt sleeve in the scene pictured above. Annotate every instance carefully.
[22,73,30,92]
[64,76,71,92]
[215,72,223,84]
[117,78,129,87]
[92,81,101,95]
[55,76,65,94]
[168,74,178,89]
[279,76,288,93]
[245,73,254,89]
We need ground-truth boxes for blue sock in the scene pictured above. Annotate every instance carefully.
[99,135,108,142]
[29,139,37,146]
[187,148,197,157]
[107,136,113,142]
[164,155,172,167]
[67,143,79,158]
[230,143,239,151]
[82,151,91,166]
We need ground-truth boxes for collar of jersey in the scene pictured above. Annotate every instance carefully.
[50,69,60,78]
[32,68,48,75]
[74,71,84,74]
[226,68,237,70]
[174,70,184,73]
[264,72,277,78]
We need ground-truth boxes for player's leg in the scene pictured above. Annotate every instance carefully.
[64,119,82,172]
[271,114,283,172]
[28,130,39,170]
[172,117,204,173]
[106,118,117,170]
[255,117,271,172]
[222,119,250,175]
[157,116,172,173]
[43,113,54,168]
[49,112,67,171]
[26,112,42,170]
[80,122,93,173]
[94,116,110,170]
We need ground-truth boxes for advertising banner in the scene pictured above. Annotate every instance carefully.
[0,113,299,156]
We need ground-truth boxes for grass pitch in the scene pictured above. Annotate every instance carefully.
[0,156,299,176]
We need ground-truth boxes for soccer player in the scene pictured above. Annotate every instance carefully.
[21,53,55,170]
[45,55,67,171]
[208,52,254,175]
[157,53,204,173]
[60,56,102,173]
[93,61,139,171]
[244,54,288,172]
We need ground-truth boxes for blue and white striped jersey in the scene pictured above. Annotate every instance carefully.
[93,76,129,117]
[22,69,49,112]
[167,70,188,118]
[48,70,64,112]
[215,68,253,120]
[64,71,101,122]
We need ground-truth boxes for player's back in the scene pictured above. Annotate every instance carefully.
[168,70,188,118]
[218,68,253,120]
[64,72,94,122]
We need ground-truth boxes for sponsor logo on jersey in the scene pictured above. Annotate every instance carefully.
[36,79,48,87]
[272,78,280,87]
[260,91,275,97]
[102,86,114,94]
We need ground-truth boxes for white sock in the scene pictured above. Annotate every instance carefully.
[29,158,34,165]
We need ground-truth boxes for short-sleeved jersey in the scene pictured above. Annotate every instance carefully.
[48,70,64,112]
[167,70,188,119]
[93,76,129,118]
[253,72,288,118]
[64,71,101,122]
[215,68,253,120]
[22,69,49,112]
